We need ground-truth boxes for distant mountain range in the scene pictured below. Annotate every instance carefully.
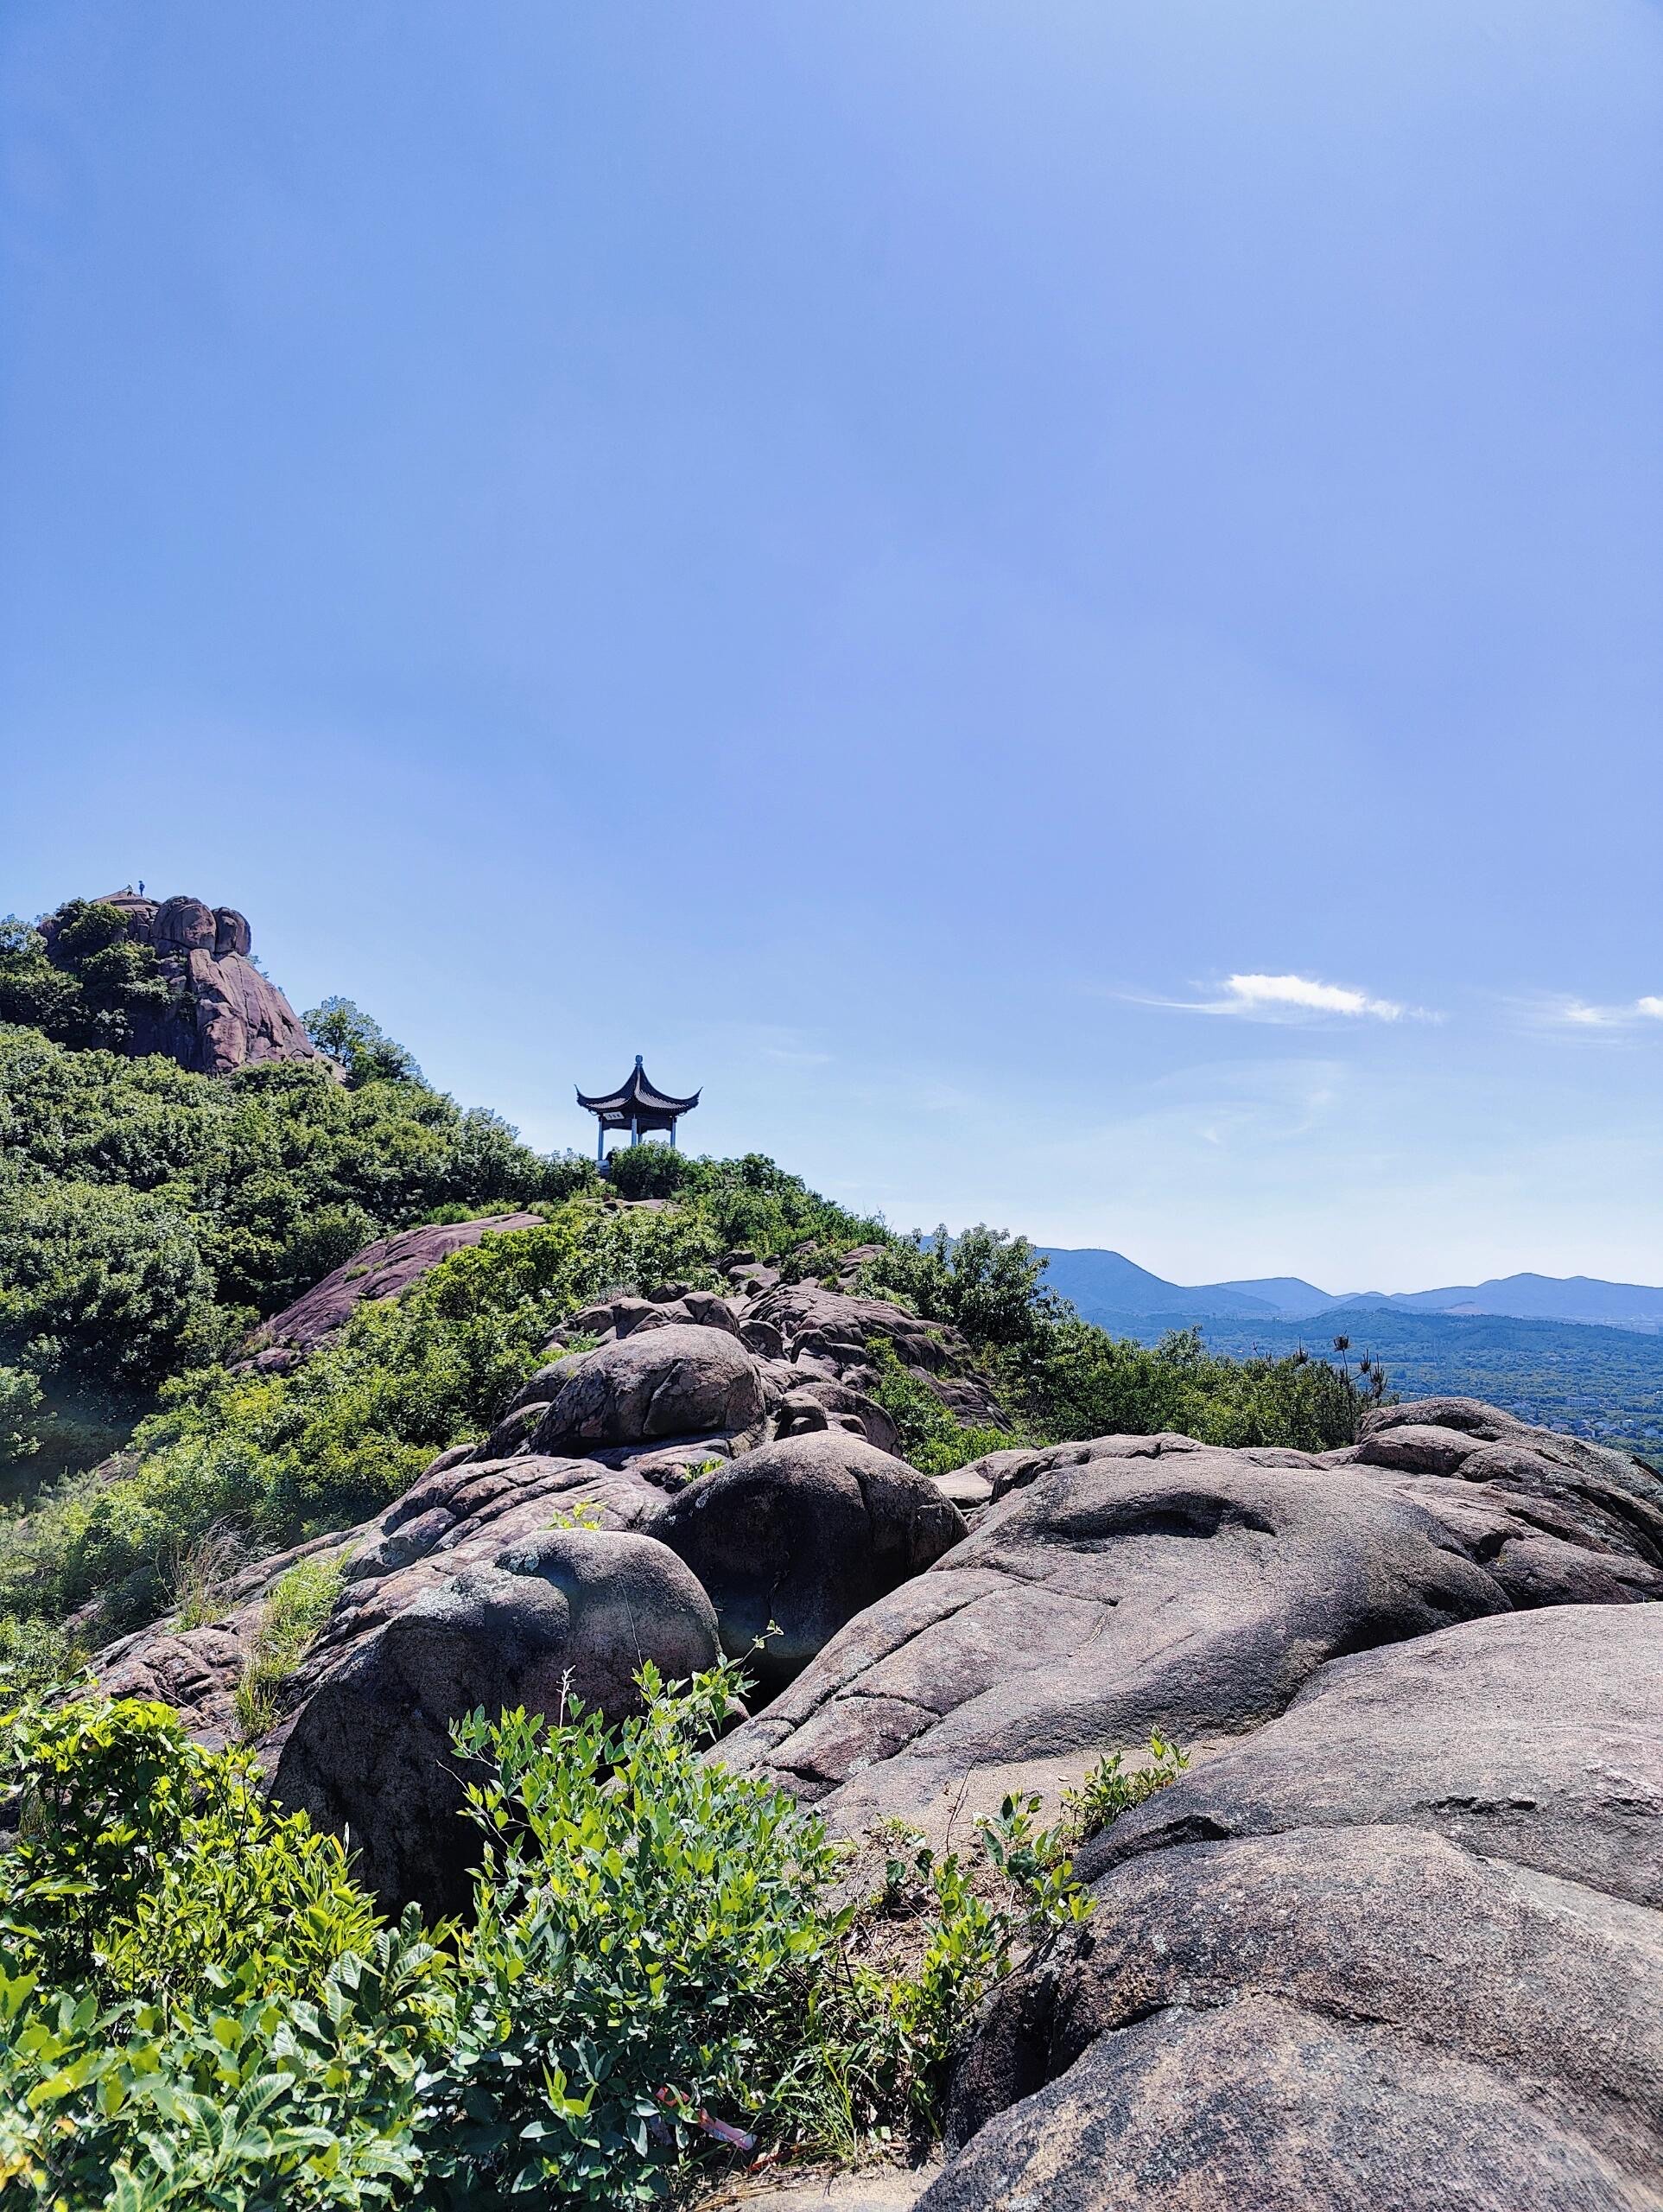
[1036,1250,1663,1335]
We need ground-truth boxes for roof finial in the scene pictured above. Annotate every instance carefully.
[635,1053,644,1067]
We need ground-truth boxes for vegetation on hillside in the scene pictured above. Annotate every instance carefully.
[0,1659,1135,2209]
[0,1002,1387,1650]
[0,1019,590,1484]
[0,904,170,1055]
[0,992,1390,2207]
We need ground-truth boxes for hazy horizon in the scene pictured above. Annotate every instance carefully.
[4,3,1660,1288]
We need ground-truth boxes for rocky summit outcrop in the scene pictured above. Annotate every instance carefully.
[41,890,321,1075]
[239,1213,543,1370]
[932,1604,1663,2212]
[272,1528,720,1916]
[653,1431,968,1694]
[722,1403,1663,1838]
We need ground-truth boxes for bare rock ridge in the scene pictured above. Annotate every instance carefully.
[89,1252,1663,2201]
[933,1605,1663,2212]
[41,889,320,1075]
[239,1214,544,1372]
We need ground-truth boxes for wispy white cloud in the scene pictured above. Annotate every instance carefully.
[1539,994,1663,1032]
[1220,972,1404,1020]
[1133,971,1413,1023]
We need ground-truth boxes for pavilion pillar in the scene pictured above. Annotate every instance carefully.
[669,1121,676,1148]
[631,1116,639,1147]
[597,1122,606,1164]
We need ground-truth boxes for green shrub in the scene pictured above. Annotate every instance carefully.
[430,1663,854,2202]
[0,904,169,1054]
[1061,1732,1189,1845]
[605,1141,693,1201]
[0,1665,1119,2209]
[861,1225,1062,1351]
[861,1338,1015,1473]
[301,995,423,1087]
[0,1023,573,1364]
[0,1173,240,1390]
[0,1200,720,1633]
[0,1367,43,1463]
[1007,1320,1386,1452]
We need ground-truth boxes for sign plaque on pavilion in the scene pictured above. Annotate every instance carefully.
[576,1056,700,1161]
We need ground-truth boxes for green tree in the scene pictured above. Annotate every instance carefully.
[301,995,423,1086]
[0,902,170,1052]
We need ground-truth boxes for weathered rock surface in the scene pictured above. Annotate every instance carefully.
[1074,1599,1663,1899]
[94,1452,667,1744]
[241,1213,543,1368]
[272,1528,720,1914]
[722,1433,1502,1834]
[933,1603,1663,2212]
[743,1284,1008,1432]
[725,1407,1663,1837]
[653,1432,968,1694]
[529,1323,767,1456]
[41,890,322,1076]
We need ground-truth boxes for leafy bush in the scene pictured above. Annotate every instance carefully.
[0,1175,237,1391]
[0,1666,1118,2210]
[0,1201,720,1633]
[671,1154,886,1268]
[861,1338,1016,1474]
[861,1225,1062,1351]
[0,1025,573,1370]
[429,1663,854,2202]
[1007,1320,1387,1452]
[0,1368,43,1462]
[605,1141,693,1201]
[1061,1732,1190,1845]
[302,997,422,1088]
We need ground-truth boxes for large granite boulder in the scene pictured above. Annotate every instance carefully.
[653,1431,968,1694]
[38,890,322,1076]
[529,1323,766,1455]
[933,1604,1663,2212]
[94,1450,667,1745]
[240,1214,543,1369]
[272,1529,720,1915]
[725,1408,1663,1838]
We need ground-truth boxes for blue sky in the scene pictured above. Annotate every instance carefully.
[3,1,1660,1290]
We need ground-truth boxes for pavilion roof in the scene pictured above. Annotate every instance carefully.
[575,1058,700,1118]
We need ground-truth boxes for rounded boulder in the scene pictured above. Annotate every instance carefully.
[530,1323,765,1453]
[271,1528,720,1916]
[653,1430,968,1696]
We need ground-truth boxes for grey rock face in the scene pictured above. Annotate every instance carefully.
[652,1431,968,1695]
[272,1529,720,1915]
[723,1433,1507,1835]
[932,1602,1663,2212]
[744,1283,1009,1432]
[94,1452,666,1744]
[529,1323,766,1455]
[1075,1600,1663,1901]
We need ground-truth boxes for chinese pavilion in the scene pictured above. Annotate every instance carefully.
[576,1057,701,1160]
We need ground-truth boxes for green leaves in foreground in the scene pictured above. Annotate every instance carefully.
[0,1661,1148,2210]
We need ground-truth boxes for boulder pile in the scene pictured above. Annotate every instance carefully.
[90,1249,1663,2199]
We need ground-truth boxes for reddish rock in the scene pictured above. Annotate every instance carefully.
[241,1213,543,1363]
[39,890,321,1076]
